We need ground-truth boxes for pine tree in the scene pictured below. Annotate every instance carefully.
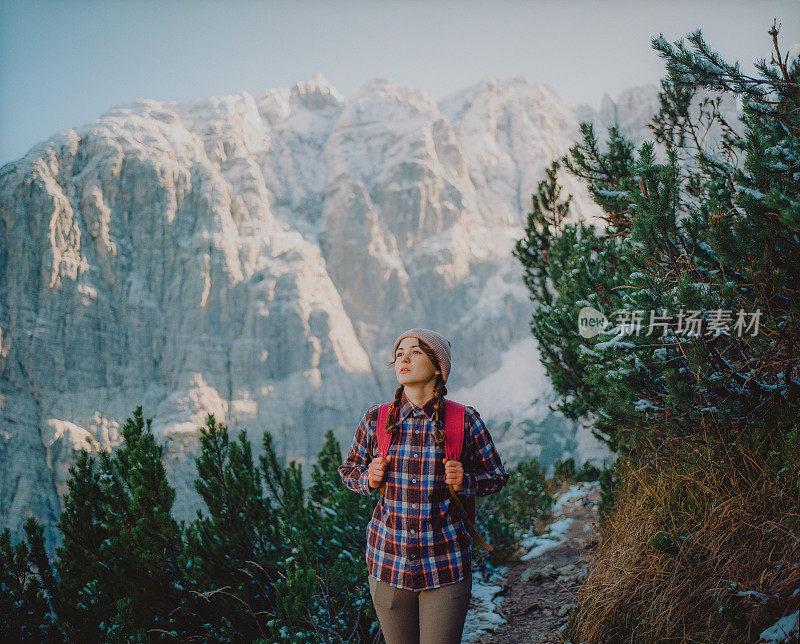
[515,22,800,466]
[513,160,573,307]
[562,123,638,232]
[54,449,110,642]
[306,430,378,643]
[0,517,64,641]
[513,148,639,452]
[1,408,201,642]
[183,421,379,642]
[1,416,381,643]
[183,413,280,642]
[254,430,378,643]
[22,517,66,641]
[95,406,195,640]
[518,21,799,642]
[259,432,322,643]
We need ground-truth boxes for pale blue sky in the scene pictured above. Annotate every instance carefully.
[1,0,797,167]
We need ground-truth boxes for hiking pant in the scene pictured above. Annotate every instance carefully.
[368,573,472,644]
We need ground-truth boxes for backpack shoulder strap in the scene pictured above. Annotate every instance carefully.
[442,400,488,551]
[443,399,466,461]
[376,402,393,458]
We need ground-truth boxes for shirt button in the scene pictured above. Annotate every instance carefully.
[409,554,415,559]
[410,529,415,534]
[413,453,418,458]
[412,479,417,483]
[415,430,420,434]
[412,504,418,509]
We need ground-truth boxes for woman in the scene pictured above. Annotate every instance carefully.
[338,327,510,644]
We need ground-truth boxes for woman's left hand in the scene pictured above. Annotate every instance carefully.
[442,458,464,492]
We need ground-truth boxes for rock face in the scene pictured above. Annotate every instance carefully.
[575,83,743,156]
[1,73,730,557]
[576,84,664,149]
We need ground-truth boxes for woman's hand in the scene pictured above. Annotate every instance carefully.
[442,458,464,492]
[368,455,391,489]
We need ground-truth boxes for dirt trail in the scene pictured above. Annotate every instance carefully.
[480,483,601,644]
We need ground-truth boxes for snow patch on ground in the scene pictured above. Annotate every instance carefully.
[553,481,600,512]
[463,565,508,643]
[462,481,600,639]
[520,517,573,561]
[519,481,599,561]
[760,610,799,643]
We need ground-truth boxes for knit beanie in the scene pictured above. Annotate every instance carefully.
[392,328,452,384]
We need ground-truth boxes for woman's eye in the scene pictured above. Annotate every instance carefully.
[396,350,420,358]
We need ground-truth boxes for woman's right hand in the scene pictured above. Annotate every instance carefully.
[367,455,391,489]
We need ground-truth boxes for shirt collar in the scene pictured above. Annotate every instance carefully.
[398,389,438,422]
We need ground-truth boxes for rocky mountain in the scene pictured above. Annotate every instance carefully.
[576,84,664,149]
[575,83,743,156]
[1,73,737,556]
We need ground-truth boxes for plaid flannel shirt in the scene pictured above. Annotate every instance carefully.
[338,390,510,591]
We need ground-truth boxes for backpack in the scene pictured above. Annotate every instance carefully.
[374,398,493,552]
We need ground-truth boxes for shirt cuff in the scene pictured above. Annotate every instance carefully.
[458,472,478,497]
[359,468,375,496]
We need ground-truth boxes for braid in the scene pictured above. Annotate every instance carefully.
[432,376,448,446]
[385,384,404,437]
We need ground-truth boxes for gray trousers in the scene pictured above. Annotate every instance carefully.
[368,573,472,644]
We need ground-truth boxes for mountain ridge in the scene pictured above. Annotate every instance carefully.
[2,72,730,556]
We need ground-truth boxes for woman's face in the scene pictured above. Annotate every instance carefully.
[394,337,440,386]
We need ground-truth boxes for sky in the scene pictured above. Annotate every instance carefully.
[1,0,797,167]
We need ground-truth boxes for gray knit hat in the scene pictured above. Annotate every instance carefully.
[392,328,452,384]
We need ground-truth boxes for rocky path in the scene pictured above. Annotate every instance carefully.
[466,481,601,644]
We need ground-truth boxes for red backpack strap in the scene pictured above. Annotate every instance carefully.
[443,400,466,461]
[376,403,393,457]
[443,400,489,551]
[375,402,396,497]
